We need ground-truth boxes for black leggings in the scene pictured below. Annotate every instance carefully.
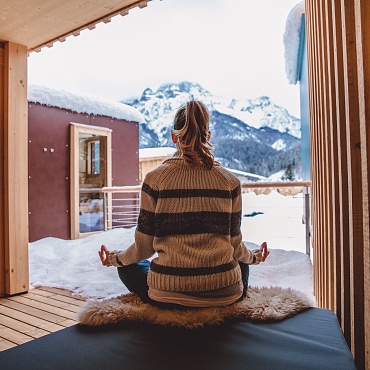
[117,260,250,309]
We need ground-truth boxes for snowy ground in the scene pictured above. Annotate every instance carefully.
[242,190,310,253]
[29,190,315,303]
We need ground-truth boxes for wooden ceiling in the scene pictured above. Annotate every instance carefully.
[0,0,151,52]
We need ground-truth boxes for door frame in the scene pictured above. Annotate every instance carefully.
[70,122,112,239]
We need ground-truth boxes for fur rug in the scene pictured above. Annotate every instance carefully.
[77,286,314,328]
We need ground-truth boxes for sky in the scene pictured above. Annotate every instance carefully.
[28,0,303,117]
[29,191,314,302]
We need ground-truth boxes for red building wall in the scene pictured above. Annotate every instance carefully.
[28,103,139,242]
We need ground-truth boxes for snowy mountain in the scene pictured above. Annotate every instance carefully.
[122,82,301,178]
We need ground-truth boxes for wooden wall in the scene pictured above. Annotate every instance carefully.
[356,1,370,367]
[139,156,169,183]
[0,44,4,296]
[28,104,88,241]
[28,103,139,242]
[305,1,369,368]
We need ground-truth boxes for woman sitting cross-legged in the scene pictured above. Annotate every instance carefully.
[99,100,269,309]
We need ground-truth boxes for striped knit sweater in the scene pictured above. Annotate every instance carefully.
[108,157,259,293]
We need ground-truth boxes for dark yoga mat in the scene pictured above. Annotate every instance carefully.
[0,308,355,370]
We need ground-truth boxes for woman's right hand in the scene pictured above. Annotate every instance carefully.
[99,245,112,267]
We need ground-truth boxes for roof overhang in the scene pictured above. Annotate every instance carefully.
[0,0,151,53]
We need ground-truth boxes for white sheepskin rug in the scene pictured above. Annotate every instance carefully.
[77,286,314,328]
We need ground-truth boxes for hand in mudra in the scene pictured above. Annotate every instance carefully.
[99,245,112,267]
[260,241,269,262]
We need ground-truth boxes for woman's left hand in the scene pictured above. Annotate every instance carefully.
[260,241,270,262]
[99,245,112,266]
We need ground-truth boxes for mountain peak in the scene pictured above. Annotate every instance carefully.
[121,81,301,178]
[140,87,154,101]
[153,81,210,101]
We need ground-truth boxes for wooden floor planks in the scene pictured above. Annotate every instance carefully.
[0,287,86,352]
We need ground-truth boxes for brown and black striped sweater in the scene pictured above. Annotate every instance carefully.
[108,157,259,293]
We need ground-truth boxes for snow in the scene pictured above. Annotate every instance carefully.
[29,191,315,303]
[28,84,145,123]
[272,139,287,151]
[283,1,305,85]
[242,190,308,252]
[139,147,176,159]
[214,101,266,131]
[228,168,267,181]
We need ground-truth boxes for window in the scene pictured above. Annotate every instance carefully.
[88,140,100,175]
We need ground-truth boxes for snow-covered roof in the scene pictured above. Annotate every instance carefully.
[228,168,267,181]
[283,1,305,85]
[139,147,176,159]
[28,84,145,123]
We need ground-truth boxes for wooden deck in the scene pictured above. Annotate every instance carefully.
[0,287,86,352]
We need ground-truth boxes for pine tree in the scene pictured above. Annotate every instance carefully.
[283,163,295,181]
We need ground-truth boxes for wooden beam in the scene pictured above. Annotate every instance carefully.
[354,1,370,367]
[340,1,365,367]
[313,0,326,308]
[330,0,352,345]
[0,44,4,296]
[319,0,335,310]
[322,0,336,311]
[325,0,342,318]
[3,42,29,295]
[305,0,319,301]
[25,0,152,53]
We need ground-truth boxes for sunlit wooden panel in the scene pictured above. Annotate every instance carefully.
[340,1,364,366]
[0,0,150,52]
[324,0,341,317]
[329,0,352,345]
[354,1,370,368]
[0,45,5,296]
[305,0,319,303]
[323,0,336,311]
[4,42,29,295]
[318,0,333,310]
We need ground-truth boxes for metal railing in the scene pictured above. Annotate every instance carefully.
[240,181,311,256]
[102,181,312,255]
[102,186,141,229]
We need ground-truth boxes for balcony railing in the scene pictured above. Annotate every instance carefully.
[102,186,141,229]
[240,181,311,256]
[102,181,312,255]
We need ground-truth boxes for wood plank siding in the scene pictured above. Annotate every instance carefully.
[2,42,29,296]
[0,288,85,352]
[0,1,151,53]
[305,1,369,369]
[0,43,5,298]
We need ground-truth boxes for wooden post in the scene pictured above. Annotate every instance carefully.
[340,1,365,366]
[0,44,5,296]
[2,42,29,296]
[330,0,351,343]
[354,1,370,367]
[325,0,342,320]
